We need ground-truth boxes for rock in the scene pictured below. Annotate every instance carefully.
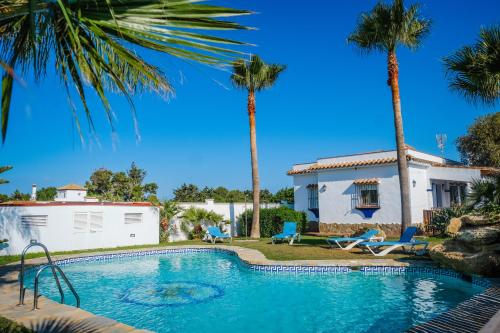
[456,225,500,246]
[446,217,463,236]
[430,241,500,277]
[462,215,496,226]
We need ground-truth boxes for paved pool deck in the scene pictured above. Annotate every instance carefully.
[0,245,498,332]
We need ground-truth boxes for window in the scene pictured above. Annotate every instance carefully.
[89,212,104,232]
[307,184,319,209]
[73,212,88,232]
[355,184,380,208]
[21,215,48,228]
[450,183,467,205]
[125,213,143,224]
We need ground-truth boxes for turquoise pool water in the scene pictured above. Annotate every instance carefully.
[28,251,484,333]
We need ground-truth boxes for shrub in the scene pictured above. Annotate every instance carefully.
[430,205,472,234]
[238,206,307,237]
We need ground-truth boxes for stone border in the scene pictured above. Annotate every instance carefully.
[408,287,500,333]
[0,245,495,332]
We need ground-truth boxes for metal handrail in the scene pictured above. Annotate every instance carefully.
[18,242,65,306]
[33,264,80,310]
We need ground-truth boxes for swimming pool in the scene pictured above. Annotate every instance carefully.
[27,249,485,333]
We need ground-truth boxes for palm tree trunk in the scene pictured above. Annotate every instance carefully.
[247,89,260,238]
[387,51,412,235]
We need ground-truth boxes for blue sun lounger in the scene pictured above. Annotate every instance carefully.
[326,229,381,250]
[361,226,428,256]
[206,226,232,244]
[272,222,301,245]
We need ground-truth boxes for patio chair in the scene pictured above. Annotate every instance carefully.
[361,226,428,256]
[206,226,232,244]
[326,229,382,250]
[271,222,301,245]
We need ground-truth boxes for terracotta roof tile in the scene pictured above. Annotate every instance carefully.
[287,157,398,175]
[57,184,86,191]
[288,154,499,175]
[353,178,380,185]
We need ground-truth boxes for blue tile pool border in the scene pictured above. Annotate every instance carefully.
[22,247,493,288]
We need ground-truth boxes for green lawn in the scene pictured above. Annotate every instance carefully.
[0,236,447,266]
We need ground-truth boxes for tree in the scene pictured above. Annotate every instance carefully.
[0,1,252,143]
[444,26,500,105]
[173,184,202,202]
[86,163,158,201]
[180,207,224,239]
[274,187,294,204]
[457,112,500,167]
[348,0,430,234]
[36,187,57,201]
[10,189,29,201]
[160,200,183,242]
[231,55,286,238]
[0,165,12,184]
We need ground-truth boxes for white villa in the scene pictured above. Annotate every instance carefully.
[288,146,496,235]
[0,184,159,255]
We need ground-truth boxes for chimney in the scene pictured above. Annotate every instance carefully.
[30,184,37,201]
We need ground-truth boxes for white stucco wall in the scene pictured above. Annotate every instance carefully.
[169,200,282,241]
[55,190,87,202]
[0,204,159,255]
[293,174,318,222]
[409,164,431,223]
[317,164,402,224]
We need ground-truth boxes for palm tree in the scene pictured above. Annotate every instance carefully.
[231,55,285,238]
[348,0,430,234]
[0,0,252,142]
[444,25,500,105]
[0,165,12,184]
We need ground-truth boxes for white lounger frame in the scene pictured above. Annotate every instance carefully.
[206,234,232,244]
[364,242,429,257]
[329,236,384,250]
[272,233,301,245]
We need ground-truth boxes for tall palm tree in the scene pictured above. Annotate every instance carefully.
[0,0,252,143]
[444,25,500,105]
[348,0,430,234]
[231,55,285,238]
[0,165,12,184]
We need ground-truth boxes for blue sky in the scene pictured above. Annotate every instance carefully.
[1,0,498,199]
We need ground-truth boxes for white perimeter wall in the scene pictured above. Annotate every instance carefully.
[169,200,282,241]
[0,205,159,255]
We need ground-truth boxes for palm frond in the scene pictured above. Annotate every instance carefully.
[230,55,285,92]
[347,0,430,53]
[0,165,12,185]
[444,25,500,105]
[0,0,253,142]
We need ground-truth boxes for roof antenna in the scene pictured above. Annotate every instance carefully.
[436,133,447,159]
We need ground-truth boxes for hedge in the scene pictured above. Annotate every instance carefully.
[238,206,307,237]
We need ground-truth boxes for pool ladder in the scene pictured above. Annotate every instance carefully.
[18,242,80,310]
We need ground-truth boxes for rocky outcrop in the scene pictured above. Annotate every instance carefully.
[430,215,500,277]
[446,218,462,236]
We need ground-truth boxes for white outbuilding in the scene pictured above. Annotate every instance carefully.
[288,146,496,235]
[0,184,160,255]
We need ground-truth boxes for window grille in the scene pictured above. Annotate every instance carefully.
[21,215,48,227]
[124,213,143,224]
